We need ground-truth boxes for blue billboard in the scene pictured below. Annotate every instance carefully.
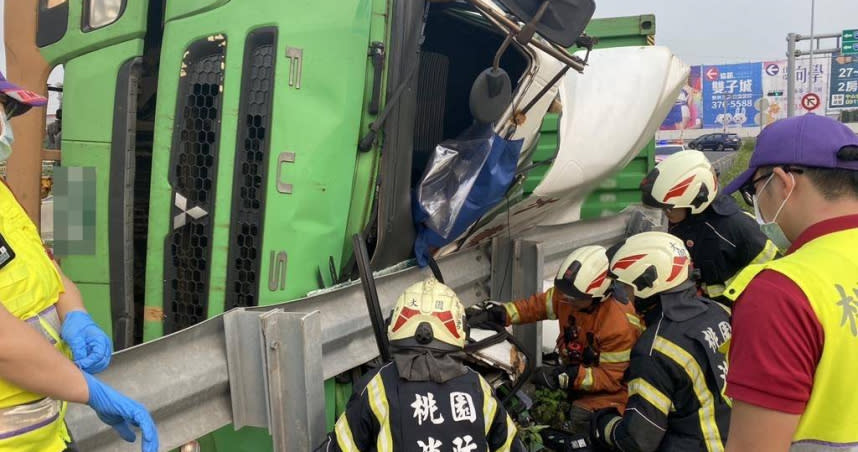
[829,53,858,110]
[701,63,763,128]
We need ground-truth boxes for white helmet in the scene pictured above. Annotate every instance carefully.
[641,150,717,214]
[388,278,466,350]
[608,232,691,300]
[553,245,610,300]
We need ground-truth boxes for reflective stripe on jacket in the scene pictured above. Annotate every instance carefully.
[320,363,521,451]
[0,181,70,452]
[607,294,731,452]
[504,289,642,411]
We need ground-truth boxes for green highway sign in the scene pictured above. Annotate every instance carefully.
[845,29,858,55]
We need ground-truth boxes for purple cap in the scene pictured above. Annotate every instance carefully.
[724,114,858,194]
[0,71,47,107]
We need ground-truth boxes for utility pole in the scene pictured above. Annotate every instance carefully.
[787,33,797,117]
[786,31,842,117]
[808,0,815,93]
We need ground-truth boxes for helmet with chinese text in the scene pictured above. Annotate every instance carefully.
[388,278,467,351]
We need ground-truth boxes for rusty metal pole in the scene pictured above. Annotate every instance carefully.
[5,0,50,226]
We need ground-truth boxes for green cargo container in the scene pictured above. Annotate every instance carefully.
[524,15,657,218]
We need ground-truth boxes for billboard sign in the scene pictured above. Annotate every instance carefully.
[829,53,858,110]
[701,63,763,128]
[762,57,830,122]
[660,66,703,131]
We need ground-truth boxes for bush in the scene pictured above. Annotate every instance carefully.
[723,138,755,210]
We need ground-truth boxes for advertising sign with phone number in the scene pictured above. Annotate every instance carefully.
[701,62,762,128]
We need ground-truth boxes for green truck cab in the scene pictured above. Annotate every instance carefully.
[37,1,654,450]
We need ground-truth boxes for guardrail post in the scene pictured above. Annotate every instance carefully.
[261,310,325,451]
[224,308,325,451]
[490,238,544,368]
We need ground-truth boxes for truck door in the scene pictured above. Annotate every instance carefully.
[143,0,374,339]
[37,0,151,350]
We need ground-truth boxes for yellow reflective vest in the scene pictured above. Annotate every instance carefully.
[726,226,858,447]
[0,181,70,452]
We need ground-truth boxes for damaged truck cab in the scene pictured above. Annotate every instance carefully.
[36,0,667,450]
[36,0,594,348]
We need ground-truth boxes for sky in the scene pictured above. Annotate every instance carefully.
[0,0,856,104]
[594,0,858,66]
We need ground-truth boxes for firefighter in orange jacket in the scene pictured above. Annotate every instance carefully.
[466,246,643,434]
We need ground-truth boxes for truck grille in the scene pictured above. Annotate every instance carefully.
[225,28,277,310]
[164,35,227,333]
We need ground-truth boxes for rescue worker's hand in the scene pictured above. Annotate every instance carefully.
[532,364,579,391]
[590,407,622,450]
[465,302,507,329]
[83,372,159,452]
[61,310,113,373]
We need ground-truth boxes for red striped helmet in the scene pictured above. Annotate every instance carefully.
[641,150,717,214]
[388,278,466,350]
[554,245,611,301]
[608,232,691,299]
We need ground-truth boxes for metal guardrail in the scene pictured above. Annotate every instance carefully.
[709,152,738,178]
[66,212,636,451]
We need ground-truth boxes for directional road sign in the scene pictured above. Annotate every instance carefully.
[844,29,858,56]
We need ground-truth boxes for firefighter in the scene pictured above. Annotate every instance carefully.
[590,231,731,452]
[721,115,858,450]
[466,245,643,434]
[319,278,523,451]
[0,73,157,452]
[640,150,777,302]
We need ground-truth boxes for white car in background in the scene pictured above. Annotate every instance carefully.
[655,144,687,163]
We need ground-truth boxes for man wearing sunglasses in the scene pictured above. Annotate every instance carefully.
[0,73,157,452]
[720,114,858,451]
[640,150,777,304]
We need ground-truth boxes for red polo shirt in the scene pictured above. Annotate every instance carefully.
[727,215,858,414]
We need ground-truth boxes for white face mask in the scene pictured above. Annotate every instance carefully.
[752,172,794,252]
[0,112,14,163]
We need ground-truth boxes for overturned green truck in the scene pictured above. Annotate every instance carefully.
[37,0,674,450]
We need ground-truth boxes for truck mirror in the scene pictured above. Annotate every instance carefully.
[496,0,595,48]
[469,67,512,124]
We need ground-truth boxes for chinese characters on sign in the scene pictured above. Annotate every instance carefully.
[829,54,858,110]
[762,58,830,122]
[702,63,763,129]
[663,55,848,131]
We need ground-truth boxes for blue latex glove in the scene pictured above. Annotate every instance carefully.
[61,310,113,373]
[84,372,159,452]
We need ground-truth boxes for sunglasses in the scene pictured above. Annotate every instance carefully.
[738,166,804,206]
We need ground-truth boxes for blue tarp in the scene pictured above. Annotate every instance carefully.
[413,124,523,267]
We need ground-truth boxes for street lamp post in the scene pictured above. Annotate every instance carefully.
[808,0,815,93]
